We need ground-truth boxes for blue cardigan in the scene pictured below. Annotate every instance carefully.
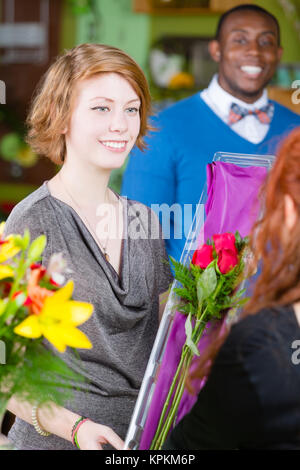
[122,94,300,261]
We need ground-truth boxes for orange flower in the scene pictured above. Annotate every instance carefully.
[27,268,54,315]
[168,72,195,90]
[14,280,93,352]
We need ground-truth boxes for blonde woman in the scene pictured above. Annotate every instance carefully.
[5,44,172,450]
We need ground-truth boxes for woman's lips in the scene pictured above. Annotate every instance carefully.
[99,140,127,152]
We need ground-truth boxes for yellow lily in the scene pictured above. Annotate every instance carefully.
[0,222,21,263]
[14,280,93,353]
[0,264,14,280]
[0,222,5,237]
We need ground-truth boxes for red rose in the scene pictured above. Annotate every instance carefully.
[213,233,238,274]
[192,244,214,269]
[217,249,238,274]
[213,233,236,254]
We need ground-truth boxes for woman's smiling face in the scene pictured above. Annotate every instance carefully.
[64,72,141,170]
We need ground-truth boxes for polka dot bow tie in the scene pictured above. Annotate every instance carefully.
[228,102,274,126]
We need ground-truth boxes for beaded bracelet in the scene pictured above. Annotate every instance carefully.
[71,417,89,449]
[32,405,51,437]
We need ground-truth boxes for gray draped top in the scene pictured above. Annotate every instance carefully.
[5,182,172,449]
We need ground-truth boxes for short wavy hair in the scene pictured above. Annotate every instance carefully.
[26,43,153,164]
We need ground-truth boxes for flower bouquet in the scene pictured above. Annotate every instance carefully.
[0,222,93,440]
[150,231,250,450]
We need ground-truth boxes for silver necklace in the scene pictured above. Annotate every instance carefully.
[58,173,111,262]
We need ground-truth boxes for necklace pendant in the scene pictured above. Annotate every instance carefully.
[104,252,110,262]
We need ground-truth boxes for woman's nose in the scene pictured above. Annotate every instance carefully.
[109,110,128,133]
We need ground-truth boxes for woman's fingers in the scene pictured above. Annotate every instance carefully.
[101,426,125,450]
[76,420,125,450]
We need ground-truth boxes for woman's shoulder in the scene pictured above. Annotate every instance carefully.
[223,305,295,358]
[123,196,156,215]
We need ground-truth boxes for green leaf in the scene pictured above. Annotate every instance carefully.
[5,296,25,318]
[4,342,87,409]
[12,234,26,249]
[235,287,246,298]
[243,236,250,245]
[185,313,200,356]
[197,265,217,303]
[190,263,203,278]
[229,288,247,305]
[12,230,31,251]
[178,303,196,316]
[22,229,30,250]
[196,282,204,305]
[0,299,7,316]
[171,257,194,286]
[27,235,47,263]
[234,230,242,249]
[173,287,194,302]
[236,297,250,307]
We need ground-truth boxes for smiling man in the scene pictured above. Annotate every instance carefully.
[213,6,282,101]
[122,4,300,262]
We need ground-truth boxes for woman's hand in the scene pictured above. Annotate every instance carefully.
[76,420,124,450]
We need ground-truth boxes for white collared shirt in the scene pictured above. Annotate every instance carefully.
[201,74,270,144]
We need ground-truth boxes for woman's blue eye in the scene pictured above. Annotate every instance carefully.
[126,107,139,114]
[92,106,110,112]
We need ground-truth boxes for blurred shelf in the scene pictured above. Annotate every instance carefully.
[133,0,253,14]
[268,86,300,115]
[134,7,223,15]
[133,0,223,15]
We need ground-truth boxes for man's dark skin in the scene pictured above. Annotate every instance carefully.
[209,9,283,104]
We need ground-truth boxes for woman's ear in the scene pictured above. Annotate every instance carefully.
[209,40,221,63]
[284,194,297,231]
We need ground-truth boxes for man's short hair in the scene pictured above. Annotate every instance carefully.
[215,4,281,46]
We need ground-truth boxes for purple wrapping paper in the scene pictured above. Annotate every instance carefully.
[203,161,267,240]
[139,161,267,450]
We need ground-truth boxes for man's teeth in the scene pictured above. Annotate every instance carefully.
[241,65,263,75]
[102,141,125,149]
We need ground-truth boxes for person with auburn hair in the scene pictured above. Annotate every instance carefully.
[163,127,300,450]
[4,43,172,450]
